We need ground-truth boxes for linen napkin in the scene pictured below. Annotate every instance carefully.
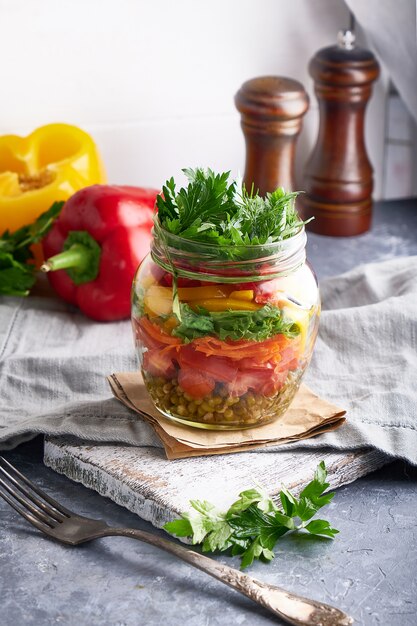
[0,256,416,464]
[108,372,345,459]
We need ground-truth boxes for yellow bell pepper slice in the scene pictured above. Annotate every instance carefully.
[0,123,106,235]
[191,298,261,312]
[281,302,311,353]
[163,315,179,333]
[178,285,232,300]
[144,286,173,316]
[229,290,254,301]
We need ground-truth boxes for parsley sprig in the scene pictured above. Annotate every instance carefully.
[164,461,338,569]
[157,168,236,236]
[0,201,63,296]
[156,168,309,257]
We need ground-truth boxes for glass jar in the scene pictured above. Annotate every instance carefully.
[131,225,319,430]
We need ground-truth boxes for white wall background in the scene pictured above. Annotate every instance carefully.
[0,0,388,197]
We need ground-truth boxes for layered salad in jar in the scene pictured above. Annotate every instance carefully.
[132,169,320,429]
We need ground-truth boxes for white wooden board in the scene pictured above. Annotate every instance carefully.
[44,437,389,531]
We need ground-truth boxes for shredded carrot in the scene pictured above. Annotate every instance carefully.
[139,317,182,346]
[192,334,297,362]
[138,317,301,364]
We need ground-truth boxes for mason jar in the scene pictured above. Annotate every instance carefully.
[131,224,319,430]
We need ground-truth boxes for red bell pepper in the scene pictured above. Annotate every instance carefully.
[41,184,159,321]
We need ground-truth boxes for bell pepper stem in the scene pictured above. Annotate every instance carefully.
[40,244,91,273]
[41,230,101,285]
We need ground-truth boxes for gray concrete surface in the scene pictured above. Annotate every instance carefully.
[1,198,417,626]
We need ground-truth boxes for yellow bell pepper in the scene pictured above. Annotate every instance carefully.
[0,123,106,235]
[280,301,312,353]
[144,285,173,316]
[178,285,232,300]
[190,298,261,312]
[229,290,254,301]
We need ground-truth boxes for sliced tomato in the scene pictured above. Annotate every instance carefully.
[253,278,285,304]
[275,346,299,370]
[226,365,289,397]
[259,369,289,397]
[228,282,258,292]
[237,358,274,370]
[178,345,238,383]
[160,273,202,288]
[143,347,176,379]
[177,367,215,399]
[226,369,267,396]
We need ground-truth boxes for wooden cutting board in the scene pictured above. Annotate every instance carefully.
[44,437,388,530]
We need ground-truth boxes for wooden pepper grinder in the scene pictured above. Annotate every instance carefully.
[299,30,380,236]
[234,76,309,195]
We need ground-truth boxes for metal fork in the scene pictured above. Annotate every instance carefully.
[0,456,353,626]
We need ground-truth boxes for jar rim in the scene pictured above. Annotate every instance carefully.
[151,219,307,282]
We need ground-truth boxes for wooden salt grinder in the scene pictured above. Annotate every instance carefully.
[299,30,380,236]
[234,77,309,195]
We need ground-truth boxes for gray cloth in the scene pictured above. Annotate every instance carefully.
[0,297,160,451]
[298,255,417,463]
[1,256,416,463]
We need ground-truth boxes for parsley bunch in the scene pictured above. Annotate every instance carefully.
[156,168,308,259]
[164,461,338,569]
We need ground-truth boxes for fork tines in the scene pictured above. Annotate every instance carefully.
[0,456,70,531]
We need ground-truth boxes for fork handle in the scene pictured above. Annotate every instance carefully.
[101,527,352,626]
